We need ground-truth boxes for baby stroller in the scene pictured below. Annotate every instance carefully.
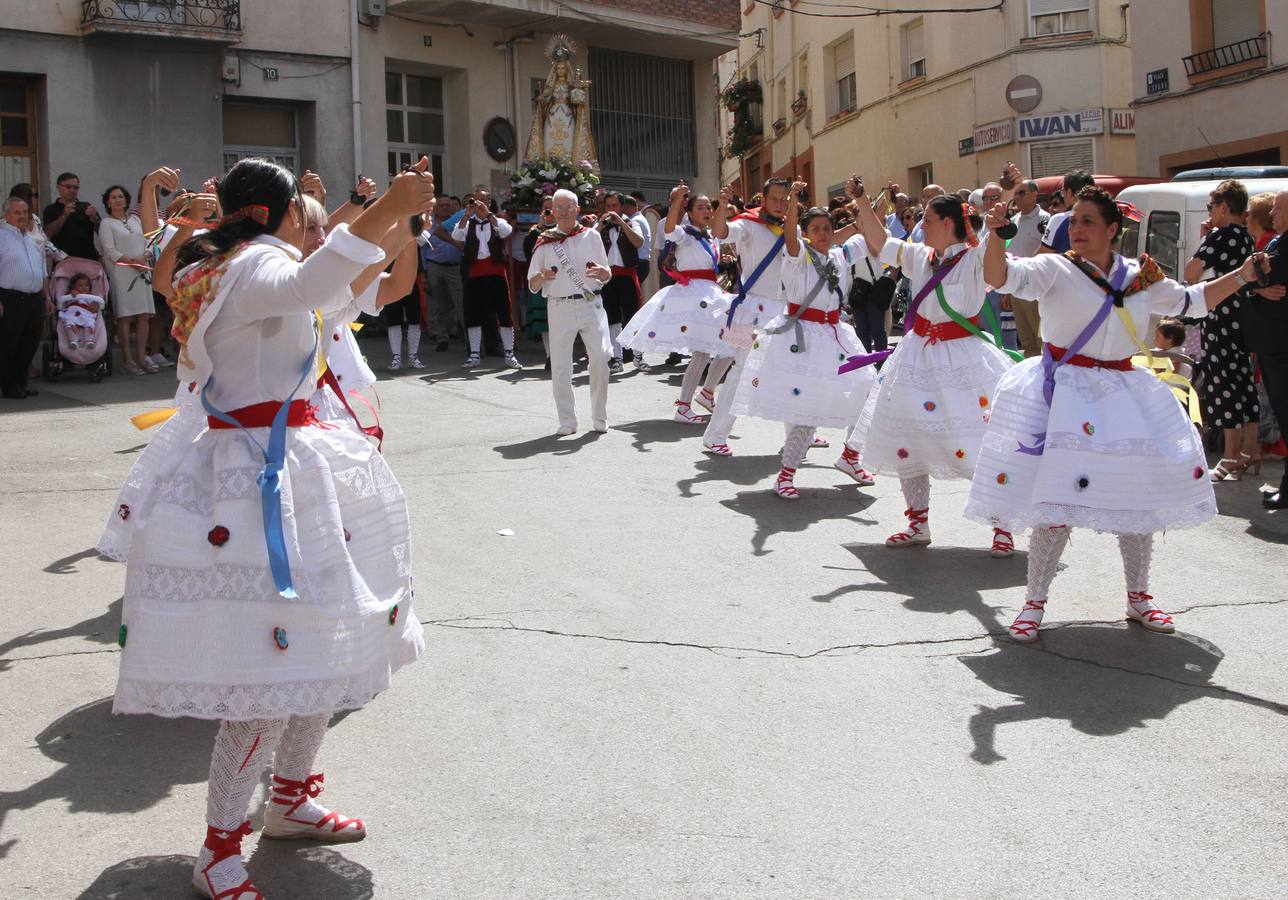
[43,257,113,383]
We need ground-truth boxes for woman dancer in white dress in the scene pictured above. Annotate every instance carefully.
[731,180,877,498]
[847,179,1019,555]
[967,186,1267,641]
[110,158,434,900]
[620,182,733,424]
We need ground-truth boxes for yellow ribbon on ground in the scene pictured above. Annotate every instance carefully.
[1116,307,1202,424]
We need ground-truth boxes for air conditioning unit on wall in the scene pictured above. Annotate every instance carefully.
[360,0,387,17]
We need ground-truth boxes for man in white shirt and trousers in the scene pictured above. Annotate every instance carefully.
[529,189,614,435]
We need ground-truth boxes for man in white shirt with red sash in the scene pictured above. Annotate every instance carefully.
[529,189,614,435]
[702,177,795,456]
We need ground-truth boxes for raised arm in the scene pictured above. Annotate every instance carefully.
[712,185,734,240]
[375,239,421,308]
[328,176,376,228]
[139,166,180,234]
[847,177,889,257]
[151,192,218,300]
[664,182,687,234]
[350,219,414,299]
[982,202,1011,289]
[784,180,806,258]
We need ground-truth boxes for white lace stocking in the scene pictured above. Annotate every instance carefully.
[782,425,815,469]
[386,326,402,357]
[207,718,288,830]
[467,326,482,354]
[899,474,930,510]
[1026,524,1071,602]
[500,327,515,353]
[1117,532,1153,594]
[703,355,734,391]
[680,352,710,403]
[273,714,330,781]
[609,322,623,359]
[406,324,422,357]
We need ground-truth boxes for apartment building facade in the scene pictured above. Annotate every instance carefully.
[1129,0,1286,176]
[0,0,736,208]
[718,0,1137,201]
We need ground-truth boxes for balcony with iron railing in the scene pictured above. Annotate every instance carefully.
[80,1,243,43]
[1183,34,1267,79]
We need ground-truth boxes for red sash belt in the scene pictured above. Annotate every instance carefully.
[468,258,509,280]
[209,399,320,430]
[610,265,642,301]
[787,303,840,325]
[670,268,717,285]
[912,315,980,343]
[1046,343,1133,370]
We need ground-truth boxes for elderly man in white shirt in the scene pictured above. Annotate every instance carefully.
[0,196,50,399]
[528,189,614,435]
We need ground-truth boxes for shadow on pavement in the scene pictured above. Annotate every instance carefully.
[822,544,1026,633]
[0,596,122,673]
[675,451,781,499]
[719,483,877,556]
[961,625,1288,764]
[78,846,374,899]
[613,417,704,453]
[44,547,102,575]
[0,697,216,859]
[492,431,602,460]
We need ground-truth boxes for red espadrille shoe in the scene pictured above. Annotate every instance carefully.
[1126,591,1175,634]
[885,508,930,547]
[774,466,800,500]
[193,822,262,899]
[262,773,366,843]
[1007,599,1046,643]
[695,386,716,413]
[673,400,709,425]
[990,528,1015,559]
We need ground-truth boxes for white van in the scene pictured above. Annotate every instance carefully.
[1115,178,1288,279]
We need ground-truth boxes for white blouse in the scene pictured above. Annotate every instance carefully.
[662,224,721,272]
[1000,252,1206,361]
[185,227,385,411]
[880,238,991,324]
[782,244,851,310]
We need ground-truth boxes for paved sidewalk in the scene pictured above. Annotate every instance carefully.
[2,340,1286,898]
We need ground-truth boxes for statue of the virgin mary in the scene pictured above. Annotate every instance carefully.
[525,34,597,163]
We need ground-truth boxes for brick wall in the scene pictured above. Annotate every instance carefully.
[585,0,739,31]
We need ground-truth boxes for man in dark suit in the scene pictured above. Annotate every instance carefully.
[1247,190,1288,509]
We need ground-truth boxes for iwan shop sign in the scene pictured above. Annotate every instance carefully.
[1017,108,1103,142]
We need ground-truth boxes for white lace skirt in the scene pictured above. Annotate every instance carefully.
[963,358,1216,534]
[112,424,423,720]
[717,294,787,351]
[97,385,204,564]
[853,333,1014,479]
[731,317,876,428]
[620,280,731,357]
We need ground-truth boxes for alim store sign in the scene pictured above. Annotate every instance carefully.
[1017,107,1103,142]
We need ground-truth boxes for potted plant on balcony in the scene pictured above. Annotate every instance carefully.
[772,116,787,135]
[725,119,759,158]
[791,90,808,116]
[721,77,763,112]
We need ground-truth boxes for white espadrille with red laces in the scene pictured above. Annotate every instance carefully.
[809,435,830,449]
[703,442,733,457]
[885,508,930,547]
[990,528,1015,559]
[262,773,366,843]
[673,401,709,425]
[695,387,716,413]
[833,449,876,486]
[1126,591,1176,633]
[1008,599,1046,643]
[774,466,800,500]
[193,822,262,900]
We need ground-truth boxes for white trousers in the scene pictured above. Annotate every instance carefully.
[549,296,612,430]
[702,346,749,445]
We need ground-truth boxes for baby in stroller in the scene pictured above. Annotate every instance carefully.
[56,273,105,351]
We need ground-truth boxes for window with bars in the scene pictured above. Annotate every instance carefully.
[1029,0,1090,36]
[222,101,299,175]
[901,20,925,82]
[385,71,444,186]
[0,78,36,200]
[588,48,696,188]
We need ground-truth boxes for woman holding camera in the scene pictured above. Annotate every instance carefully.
[110,157,434,900]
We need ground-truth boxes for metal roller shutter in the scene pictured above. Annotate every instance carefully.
[1029,138,1094,178]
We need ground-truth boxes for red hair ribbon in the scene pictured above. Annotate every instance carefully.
[218,204,271,228]
[1116,200,1144,223]
[961,202,979,248]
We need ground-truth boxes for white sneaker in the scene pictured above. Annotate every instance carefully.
[463,354,481,368]
[556,423,577,436]
[408,355,426,370]
[149,353,175,367]
[504,354,522,369]
[388,354,403,371]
